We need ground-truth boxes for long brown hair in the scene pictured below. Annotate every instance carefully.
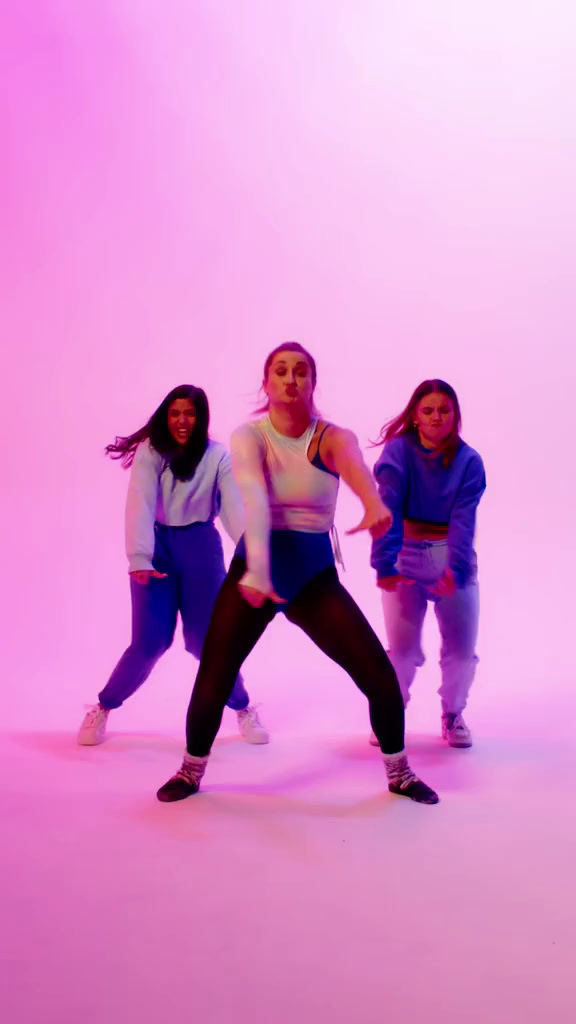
[374,380,462,465]
[105,385,210,480]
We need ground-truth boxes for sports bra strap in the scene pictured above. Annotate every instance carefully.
[311,423,338,478]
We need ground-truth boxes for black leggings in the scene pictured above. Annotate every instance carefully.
[186,557,405,756]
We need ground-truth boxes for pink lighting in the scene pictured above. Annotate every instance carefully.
[2,3,574,1021]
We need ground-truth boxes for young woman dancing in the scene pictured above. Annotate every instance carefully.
[78,385,268,746]
[370,380,486,747]
[157,347,439,805]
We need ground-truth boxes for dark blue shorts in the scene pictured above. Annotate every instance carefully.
[235,530,336,605]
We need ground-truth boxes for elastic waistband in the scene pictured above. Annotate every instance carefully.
[154,519,216,533]
[402,537,449,550]
[403,519,449,542]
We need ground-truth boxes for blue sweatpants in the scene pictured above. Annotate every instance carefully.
[98,521,250,711]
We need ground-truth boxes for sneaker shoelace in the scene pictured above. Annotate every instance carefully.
[239,705,261,726]
[84,705,107,725]
[450,715,467,733]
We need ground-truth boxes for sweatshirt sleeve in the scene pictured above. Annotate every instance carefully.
[230,424,272,592]
[448,454,486,586]
[124,441,161,572]
[370,440,407,580]
[216,450,245,544]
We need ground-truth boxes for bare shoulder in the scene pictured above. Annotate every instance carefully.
[321,424,359,452]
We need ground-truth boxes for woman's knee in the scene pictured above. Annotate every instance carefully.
[130,634,173,662]
[440,646,479,665]
[351,647,401,690]
[182,629,207,659]
[388,640,425,667]
[362,669,405,712]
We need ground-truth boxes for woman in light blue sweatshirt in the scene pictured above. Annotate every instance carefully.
[78,385,268,747]
[370,380,486,748]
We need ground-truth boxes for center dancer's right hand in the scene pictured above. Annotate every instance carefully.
[238,571,286,608]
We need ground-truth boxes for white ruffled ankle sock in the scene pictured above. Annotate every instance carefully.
[176,753,210,788]
[382,750,418,790]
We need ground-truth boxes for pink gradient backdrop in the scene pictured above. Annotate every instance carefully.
[3,7,576,1024]
[2,1,575,732]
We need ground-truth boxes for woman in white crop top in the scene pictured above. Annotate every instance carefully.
[157,347,439,806]
[77,385,268,748]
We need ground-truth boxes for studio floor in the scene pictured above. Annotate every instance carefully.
[2,678,575,1024]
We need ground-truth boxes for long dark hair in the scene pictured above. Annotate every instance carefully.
[255,341,318,414]
[373,380,462,465]
[105,385,210,480]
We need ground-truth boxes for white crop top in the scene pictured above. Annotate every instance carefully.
[248,417,339,533]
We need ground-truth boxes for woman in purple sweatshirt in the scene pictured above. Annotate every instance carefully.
[370,380,486,748]
[77,385,268,748]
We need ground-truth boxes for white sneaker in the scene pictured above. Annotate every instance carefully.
[236,705,269,745]
[78,704,110,746]
[442,713,472,748]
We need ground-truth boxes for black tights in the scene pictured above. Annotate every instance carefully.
[186,557,405,756]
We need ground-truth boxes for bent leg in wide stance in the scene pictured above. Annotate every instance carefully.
[157,562,438,804]
[78,569,179,746]
[176,524,269,743]
[158,557,275,800]
[283,569,437,802]
[377,542,480,748]
[435,582,479,747]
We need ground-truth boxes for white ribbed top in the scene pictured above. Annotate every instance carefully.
[248,417,339,532]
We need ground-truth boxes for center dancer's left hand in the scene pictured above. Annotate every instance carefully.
[346,500,393,540]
